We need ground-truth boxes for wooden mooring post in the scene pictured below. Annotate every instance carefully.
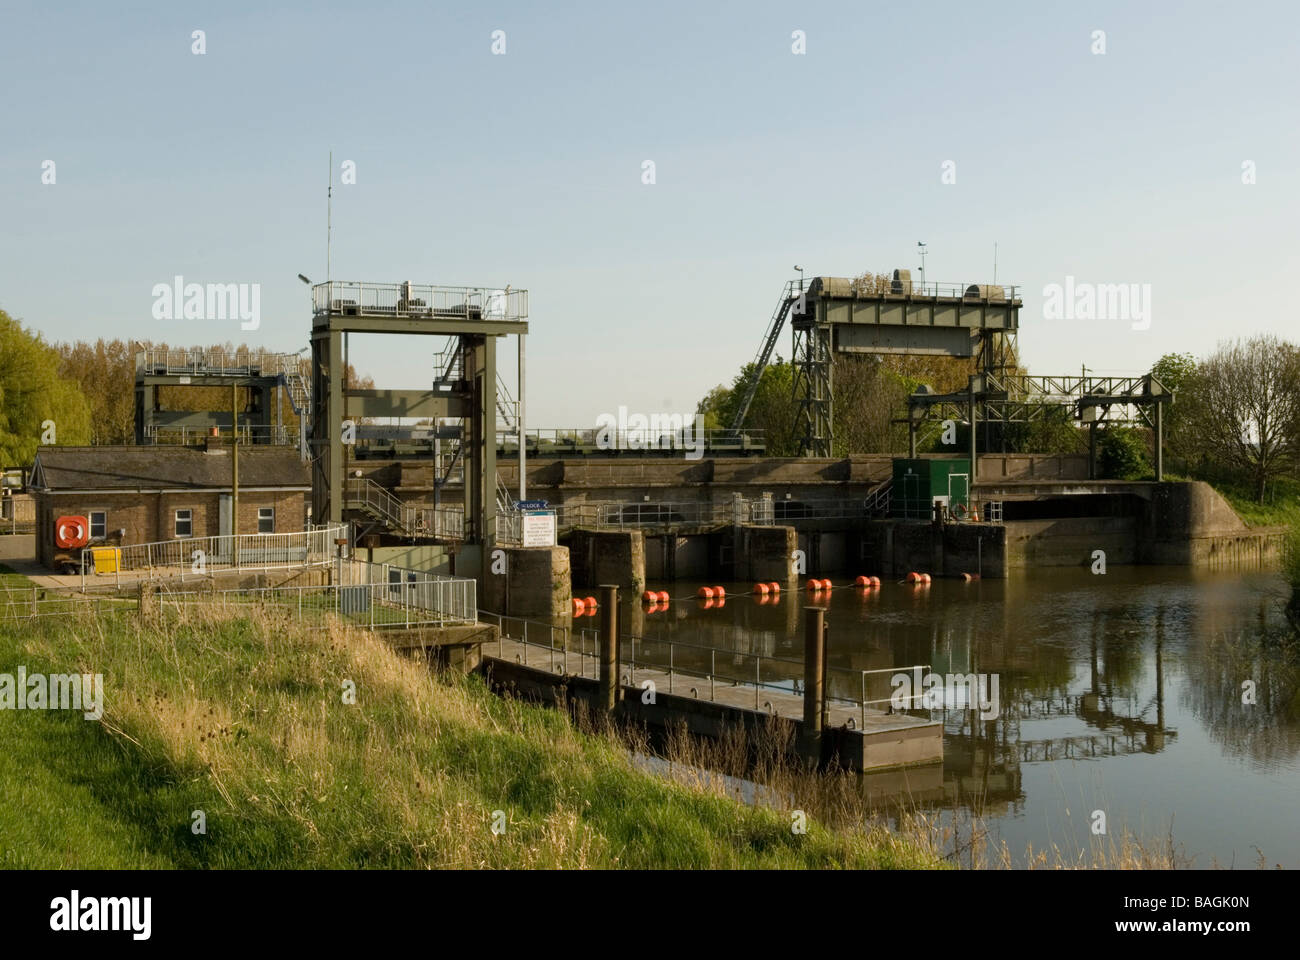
[598,583,619,713]
[800,604,826,766]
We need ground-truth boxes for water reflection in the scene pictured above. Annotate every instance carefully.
[595,566,1299,865]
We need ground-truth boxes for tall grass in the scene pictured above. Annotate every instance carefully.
[0,604,942,869]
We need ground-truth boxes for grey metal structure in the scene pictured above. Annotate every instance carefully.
[309,281,528,579]
[134,348,310,445]
[903,371,1171,481]
[790,275,1022,456]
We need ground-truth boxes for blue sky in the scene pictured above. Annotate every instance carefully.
[2,0,1297,424]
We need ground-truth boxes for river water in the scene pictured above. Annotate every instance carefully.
[596,567,1299,867]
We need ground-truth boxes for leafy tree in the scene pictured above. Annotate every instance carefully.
[1097,427,1151,480]
[0,309,92,464]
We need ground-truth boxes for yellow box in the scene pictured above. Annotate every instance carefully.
[91,547,120,574]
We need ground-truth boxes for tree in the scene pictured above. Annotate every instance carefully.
[0,309,92,464]
[697,359,799,456]
[1177,335,1300,502]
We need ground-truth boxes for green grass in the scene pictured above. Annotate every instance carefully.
[1163,472,1300,528]
[0,604,943,869]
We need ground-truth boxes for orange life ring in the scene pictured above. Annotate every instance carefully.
[951,502,968,520]
[55,516,89,549]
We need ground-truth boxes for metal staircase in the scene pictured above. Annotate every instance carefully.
[344,476,416,535]
[728,279,801,436]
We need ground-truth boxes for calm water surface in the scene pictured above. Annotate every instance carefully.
[583,567,1299,867]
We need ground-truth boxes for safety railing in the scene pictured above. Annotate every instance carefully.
[135,348,308,379]
[143,424,295,446]
[345,477,415,534]
[829,279,1021,301]
[555,497,882,530]
[480,611,934,729]
[494,427,766,455]
[312,281,528,322]
[78,524,346,589]
[334,558,478,623]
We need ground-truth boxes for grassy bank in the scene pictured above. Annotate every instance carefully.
[0,603,943,869]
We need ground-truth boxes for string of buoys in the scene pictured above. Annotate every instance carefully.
[622,571,962,614]
[571,595,600,616]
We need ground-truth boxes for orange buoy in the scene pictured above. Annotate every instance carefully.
[871,576,882,587]
[714,586,726,599]
[768,582,781,594]
[585,596,598,609]
[572,598,586,615]
[753,582,770,596]
[920,573,931,584]
[854,575,869,587]
[697,586,715,599]
[805,579,819,591]
[642,590,657,603]
[657,590,670,603]
[906,572,920,583]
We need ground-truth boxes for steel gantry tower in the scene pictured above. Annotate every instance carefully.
[308,281,528,579]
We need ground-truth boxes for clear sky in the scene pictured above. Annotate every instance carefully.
[2,0,1297,425]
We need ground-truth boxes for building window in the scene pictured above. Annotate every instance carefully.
[175,509,193,538]
[89,511,106,539]
[258,507,275,534]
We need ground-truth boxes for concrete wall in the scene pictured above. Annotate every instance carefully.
[478,545,571,619]
[365,543,454,575]
[563,530,645,592]
[1004,517,1137,568]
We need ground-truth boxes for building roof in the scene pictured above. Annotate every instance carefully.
[30,446,310,492]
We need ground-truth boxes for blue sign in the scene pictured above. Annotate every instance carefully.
[515,499,548,510]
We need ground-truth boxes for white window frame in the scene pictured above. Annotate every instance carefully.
[257,507,275,534]
[175,509,193,538]
[89,510,107,539]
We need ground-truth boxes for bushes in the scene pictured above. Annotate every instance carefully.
[1097,428,1151,480]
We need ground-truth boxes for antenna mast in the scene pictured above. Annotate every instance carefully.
[327,150,333,282]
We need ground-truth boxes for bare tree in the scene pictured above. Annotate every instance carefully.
[1181,335,1300,502]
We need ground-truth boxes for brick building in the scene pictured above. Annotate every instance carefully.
[30,444,311,568]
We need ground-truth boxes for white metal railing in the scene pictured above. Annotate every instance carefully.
[312,281,528,323]
[334,558,477,623]
[78,524,346,589]
[345,477,415,533]
[413,506,465,540]
[135,348,307,379]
